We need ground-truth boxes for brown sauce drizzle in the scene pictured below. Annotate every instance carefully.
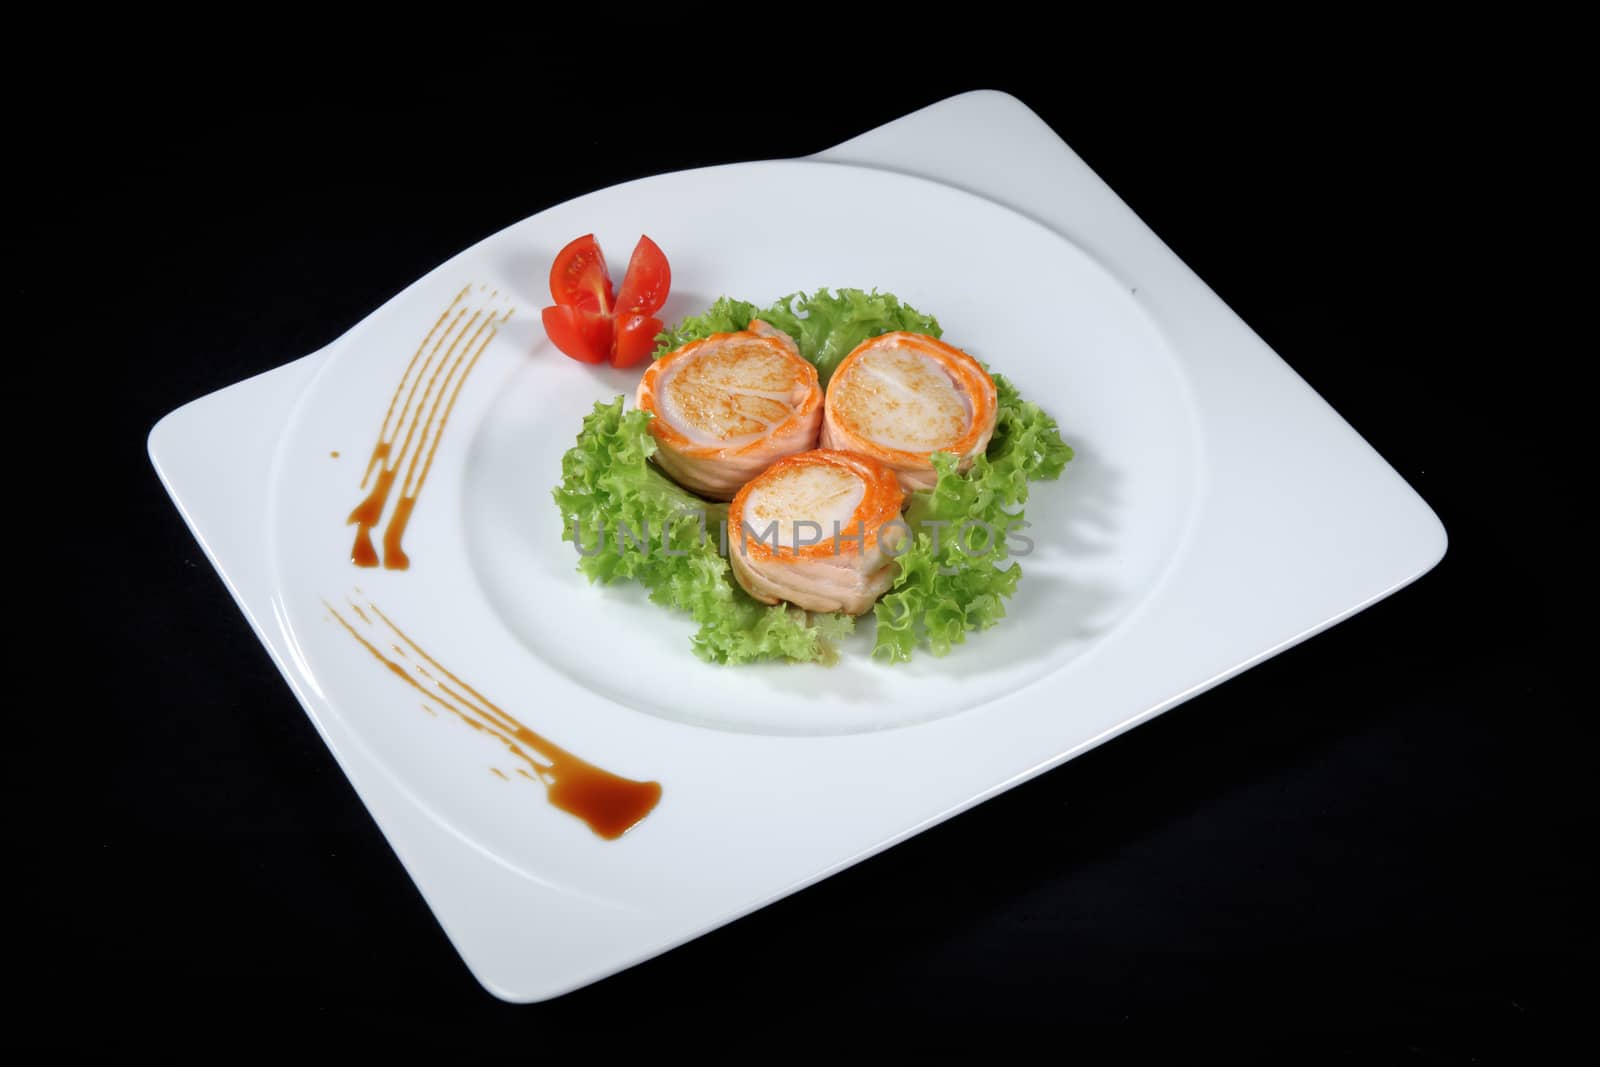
[326,595,661,840]
[346,286,514,570]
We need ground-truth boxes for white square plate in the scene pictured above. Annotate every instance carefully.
[149,91,1444,1002]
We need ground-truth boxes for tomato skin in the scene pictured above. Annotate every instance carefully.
[610,314,664,368]
[542,304,614,364]
[548,234,614,314]
[613,236,671,315]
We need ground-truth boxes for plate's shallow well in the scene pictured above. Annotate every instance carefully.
[267,160,1198,892]
[463,171,1199,736]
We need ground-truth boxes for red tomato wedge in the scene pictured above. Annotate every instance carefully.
[614,236,671,315]
[542,233,671,366]
[541,304,613,365]
[548,234,614,314]
[611,313,665,369]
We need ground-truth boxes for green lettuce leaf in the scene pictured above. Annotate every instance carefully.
[654,288,941,384]
[871,371,1074,663]
[552,397,852,664]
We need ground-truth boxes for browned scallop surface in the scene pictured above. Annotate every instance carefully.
[826,343,971,453]
[821,332,997,491]
[660,342,805,445]
[636,324,823,500]
[727,449,907,616]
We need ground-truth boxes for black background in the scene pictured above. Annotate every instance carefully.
[22,43,1584,1060]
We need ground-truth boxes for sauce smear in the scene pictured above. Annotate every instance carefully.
[327,594,660,839]
[345,285,513,570]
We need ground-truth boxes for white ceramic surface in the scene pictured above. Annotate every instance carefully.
[149,91,1445,1002]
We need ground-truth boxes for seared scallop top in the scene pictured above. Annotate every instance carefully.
[821,332,996,490]
[656,336,815,447]
[729,449,906,560]
[635,323,823,500]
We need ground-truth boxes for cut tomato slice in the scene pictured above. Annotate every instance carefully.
[613,236,671,315]
[611,314,664,368]
[540,233,671,369]
[548,234,614,314]
[542,304,614,364]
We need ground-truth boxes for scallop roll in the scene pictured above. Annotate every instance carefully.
[727,449,907,616]
[635,321,823,500]
[820,332,998,491]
